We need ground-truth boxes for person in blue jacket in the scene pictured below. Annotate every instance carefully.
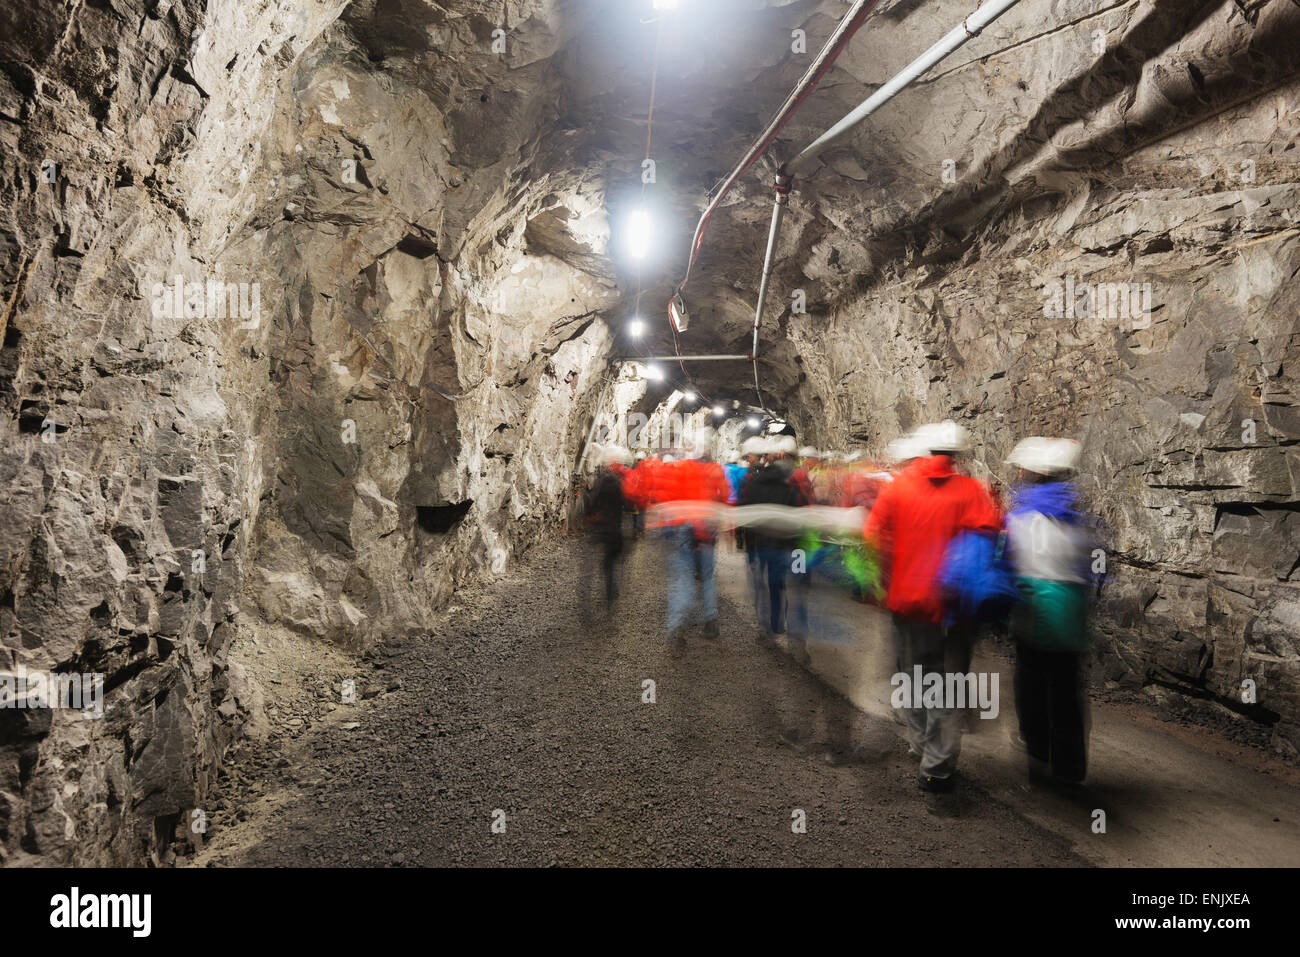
[1004,437,1093,785]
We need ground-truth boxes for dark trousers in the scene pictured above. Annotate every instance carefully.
[602,540,623,605]
[1014,642,1088,783]
[758,546,789,634]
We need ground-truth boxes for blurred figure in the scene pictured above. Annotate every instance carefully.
[1005,437,1092,785]
[581,444,632,613]
[626,450,649,538]
[790,447,816,504]
[723,449,749,552]
[723,450,747,505]
[738,436,768,614]
[743,435,811,646]
[864,421,1000,792]
[658,439,729,655]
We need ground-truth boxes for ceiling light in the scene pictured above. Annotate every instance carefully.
[628,318,645,337]
[628,208,652,260]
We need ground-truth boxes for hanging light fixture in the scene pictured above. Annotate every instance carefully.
[669,290,690,333]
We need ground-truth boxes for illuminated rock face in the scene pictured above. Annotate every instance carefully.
[0,0,1297,862]
[0,0,618,865]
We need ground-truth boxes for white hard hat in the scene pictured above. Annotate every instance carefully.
[662,454,676,463]
[598,444,632,467]
[798,446,817,459]
[916,419,971,454]
[726,450,740,464]
[773,435,798,456]
[635,451,647,461]
[1007,437,1081,476]
[740,436,764,457]
[884,433,927,463]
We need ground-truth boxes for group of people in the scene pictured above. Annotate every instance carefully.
[580,419,1096,793]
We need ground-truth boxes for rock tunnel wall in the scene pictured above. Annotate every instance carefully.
[0,0,618,864]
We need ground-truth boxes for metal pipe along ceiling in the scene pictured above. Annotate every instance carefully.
[783,0,1027,176]
[747,0,1030,396]
[673,0,883,296]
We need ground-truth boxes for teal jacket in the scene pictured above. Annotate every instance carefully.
[1006,482,1092,652]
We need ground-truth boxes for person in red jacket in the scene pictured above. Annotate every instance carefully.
[864,421,1000,792]
[657,441,728,654]
[623,453,650,538]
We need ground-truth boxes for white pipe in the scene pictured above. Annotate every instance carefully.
[575,373,615,475]
[676,0,883,291]
[785,0,1025,175]
[751,191,789,360]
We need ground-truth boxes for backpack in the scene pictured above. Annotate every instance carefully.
[938,530,1021,626]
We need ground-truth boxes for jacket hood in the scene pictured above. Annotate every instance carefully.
[910,454,957,483]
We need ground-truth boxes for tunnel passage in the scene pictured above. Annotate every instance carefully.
[0,0,1297,868]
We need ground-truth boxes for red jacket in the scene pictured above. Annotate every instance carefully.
[650,458,728,539]
[657,459,727,508]
[863,455,1000,623]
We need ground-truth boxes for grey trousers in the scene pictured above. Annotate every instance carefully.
[892,614,972,779]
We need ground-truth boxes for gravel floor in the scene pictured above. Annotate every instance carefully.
[195,534,1087,867]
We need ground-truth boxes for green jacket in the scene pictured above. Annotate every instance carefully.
[1011,577,1089,651]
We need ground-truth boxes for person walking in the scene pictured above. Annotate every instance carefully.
[743,435,810,645]
[583,445,632,611]
[864,421,1000,792]
[1004,437,1093,785]
[658,438,729,655]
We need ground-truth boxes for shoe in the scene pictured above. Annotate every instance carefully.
[701,619,719,639]
[668,627,687,657]
[917,772,954,793]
